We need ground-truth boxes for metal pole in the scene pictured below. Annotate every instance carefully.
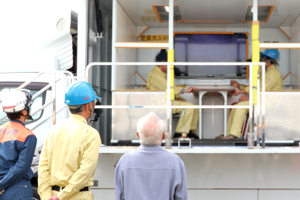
[253,0,258,21]
[52,74,56,125]
[248,61,254,148]
[77,0,89,79]
[262,63,266,147]
[165,0,174,149]
[111,0,117,90]
[169,0,174,50]
[256,72,260,147]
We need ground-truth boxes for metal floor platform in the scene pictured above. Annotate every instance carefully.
[111,139,300,147]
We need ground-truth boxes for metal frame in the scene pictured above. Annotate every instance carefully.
[0,71,75,124]
[90,0,265,148]
[86,61,265,146]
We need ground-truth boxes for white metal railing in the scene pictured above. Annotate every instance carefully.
[0,71,75,124]
[86,62,266,147]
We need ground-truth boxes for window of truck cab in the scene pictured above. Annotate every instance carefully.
[0,83,47,126]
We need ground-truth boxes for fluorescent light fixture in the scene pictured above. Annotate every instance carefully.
[153,5,182,22]
[164,6,169,12]
[244,5,274,22]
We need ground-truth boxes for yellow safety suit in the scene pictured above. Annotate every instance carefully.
[147,66,199,133]
[227,64,283,138]
[38,114,101,200]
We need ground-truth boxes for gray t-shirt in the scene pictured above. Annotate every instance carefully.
[115,145,188,200]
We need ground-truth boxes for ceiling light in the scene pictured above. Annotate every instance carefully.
[164,6,169,12]
[153,5,182,22]
[244,5,274,22]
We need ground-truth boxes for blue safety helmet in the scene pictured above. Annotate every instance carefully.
[262,49,279,61]
[64,81,99,105]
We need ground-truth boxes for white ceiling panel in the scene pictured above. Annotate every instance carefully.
[117,0,300,28]
[177,1,214,21]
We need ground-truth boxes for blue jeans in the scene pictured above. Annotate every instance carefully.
[0,179,33,200]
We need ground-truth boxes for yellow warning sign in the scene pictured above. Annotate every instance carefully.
[140,35,169,41]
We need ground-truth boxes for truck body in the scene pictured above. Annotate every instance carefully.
[1,0,300,199]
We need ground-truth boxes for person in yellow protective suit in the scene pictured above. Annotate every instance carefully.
[38,81,101,200]
[230,52,265,102]
[216,49,283,139]
[147,49,199,139]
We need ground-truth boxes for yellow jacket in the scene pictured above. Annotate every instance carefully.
[245,64,283,93]
[147,66,183,99]
[38,114,101,200]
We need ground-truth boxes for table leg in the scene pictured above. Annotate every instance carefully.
[199,91,207,140]
[220,91,227,136]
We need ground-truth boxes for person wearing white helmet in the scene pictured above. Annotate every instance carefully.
[38,81,101,200]
[0,90,37,200]
[216,49,283,139]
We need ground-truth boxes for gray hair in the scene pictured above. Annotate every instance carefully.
[137,112,165,145]
[68,104,84,114]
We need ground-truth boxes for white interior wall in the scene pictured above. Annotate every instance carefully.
[136,48,163,86]
[259,28,291,85]
[291,15,300,89]
[134,24,292,138]
[113,2,137,90]
[136,25,291,86]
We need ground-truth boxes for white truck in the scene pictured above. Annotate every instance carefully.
[2,0,300,200]
[0,1,78,198]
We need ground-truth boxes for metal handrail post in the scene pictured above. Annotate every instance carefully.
[166,0,174,149]
[52,73,56,125]
[261,63,266,147]
[256,71,260,147]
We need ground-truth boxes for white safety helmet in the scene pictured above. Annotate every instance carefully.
[1,90,32,113]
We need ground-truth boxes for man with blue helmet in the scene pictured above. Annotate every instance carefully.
[38,81,101,200]
[216,49,283,139]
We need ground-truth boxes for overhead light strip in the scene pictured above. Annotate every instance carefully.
[164,6,169,12]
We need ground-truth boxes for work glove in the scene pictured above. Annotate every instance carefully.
[0,189,5,196]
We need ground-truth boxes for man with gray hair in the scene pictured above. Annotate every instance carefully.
[115,112,188,200]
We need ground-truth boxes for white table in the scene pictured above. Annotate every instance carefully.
[194,85,237,139]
